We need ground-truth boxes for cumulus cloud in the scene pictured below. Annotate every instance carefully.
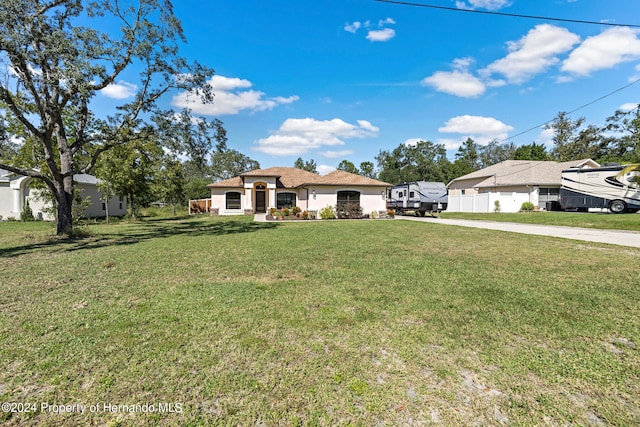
[317,165,337,175]
[345,17,396,42]
[456,0,511,10]
[562,28,640,76]
[171,75,298,116]
[344,21,361,33]
[438,115,514,148]
[322,150,355,158]
[101,81,137,99]
[422,57,486,98]
[254,118,379,156]
[482,24,580,84]
[367,28,396,42]
[619,102,639,111]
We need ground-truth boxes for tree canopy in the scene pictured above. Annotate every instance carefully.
[0,0,215,234]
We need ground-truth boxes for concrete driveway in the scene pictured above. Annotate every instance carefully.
[395,216,640,248]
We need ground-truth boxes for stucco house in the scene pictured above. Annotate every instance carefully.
[206,167,391,216]
[446,159,600,213]
[0,169,127,220]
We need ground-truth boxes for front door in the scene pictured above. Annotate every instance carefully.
[255,191,266,213]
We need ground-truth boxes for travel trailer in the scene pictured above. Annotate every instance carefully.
[559,164,640,213]
[387,181,448,216]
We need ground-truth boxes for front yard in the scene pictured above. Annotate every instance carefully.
[0,216,638,425]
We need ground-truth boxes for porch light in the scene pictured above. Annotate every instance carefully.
[312,189,316,199]
[381,190,386,199]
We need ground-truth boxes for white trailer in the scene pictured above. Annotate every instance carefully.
[560,164,640,213]
[387,181,448,216]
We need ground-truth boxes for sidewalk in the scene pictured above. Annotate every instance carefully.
[395,216,640,248]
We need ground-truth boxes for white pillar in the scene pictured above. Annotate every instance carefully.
[12,188,21,214]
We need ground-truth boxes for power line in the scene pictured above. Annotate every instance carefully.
[373,0,640,28]
[501,77,640,144]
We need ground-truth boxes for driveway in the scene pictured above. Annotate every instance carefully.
[395,216,640,248]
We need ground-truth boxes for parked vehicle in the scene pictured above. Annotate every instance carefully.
[559,164,640,213]
[387,181,448,216]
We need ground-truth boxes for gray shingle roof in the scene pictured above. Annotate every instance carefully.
[448,159,598,188]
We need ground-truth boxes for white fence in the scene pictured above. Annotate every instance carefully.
[447,192,533,213]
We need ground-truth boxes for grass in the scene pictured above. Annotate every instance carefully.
[441,211,640,231]
[1,216,639,426]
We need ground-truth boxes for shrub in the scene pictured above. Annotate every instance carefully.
[281,207,290,217]
[336,203,363,219]
[494,200,501,213]
[520,201,535,212]
[292,206,301,215]
[386,208,395,218]
[301,210,309,220]
[269,207,278,217]
[319,205,336,220]
[20,200,35,222]
[370,210,378,219]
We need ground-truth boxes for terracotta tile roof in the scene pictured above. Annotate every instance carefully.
[207,167,391,188]
[206,176,243,188]
[314,170,392,186]
[448,159,599,188]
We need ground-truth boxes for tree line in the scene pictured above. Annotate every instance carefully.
[323,108,640,185]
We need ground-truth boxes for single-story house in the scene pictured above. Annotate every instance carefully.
[446,159,600,213]
[206,167,391,216]
[0,169,127,220]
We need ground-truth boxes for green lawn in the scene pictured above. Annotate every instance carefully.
[440,211,640,231]
[1,217,639,426]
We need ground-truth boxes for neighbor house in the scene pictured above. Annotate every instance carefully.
[446,159,600,213]
[206,167,391,216]
[0,169,127,220]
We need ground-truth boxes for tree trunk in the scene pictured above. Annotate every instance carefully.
[55,186,74,235]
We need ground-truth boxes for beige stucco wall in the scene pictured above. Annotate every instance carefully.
[211,185,388,215]
[306,185,387,214]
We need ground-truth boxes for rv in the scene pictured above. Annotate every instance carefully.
[387,181,448,216]
[560,164,640,213]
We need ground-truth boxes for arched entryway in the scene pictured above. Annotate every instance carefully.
[253,182,268,213]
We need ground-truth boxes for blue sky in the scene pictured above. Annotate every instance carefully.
[101,0,640,174]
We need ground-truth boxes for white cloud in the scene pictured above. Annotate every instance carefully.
[254,118,379,156]
[456,0,511,10]
[322,150,355,158]
[317,165,337,175]
[345,17,396,42]
[101,81,137,99]
[403,138,423,147]
[422,70,486,98]
[619,102,639,111]
[482,24,580,84]
[438,115,514,147]
[366,28,396,42]
[562,28,640,76]
[344,21,361,33]
[171,75,299,116]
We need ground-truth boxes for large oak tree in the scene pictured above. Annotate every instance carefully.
[0,0,214,234]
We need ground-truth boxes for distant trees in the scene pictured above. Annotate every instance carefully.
[293,157,318,174]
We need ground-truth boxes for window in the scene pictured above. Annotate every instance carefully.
[101,202,106,211]
[277,192,296,209]
[337,190,360,206]
[409,191,415,198]
[226,192,241,209]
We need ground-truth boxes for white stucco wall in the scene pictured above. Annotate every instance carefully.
[1,175,126,221]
